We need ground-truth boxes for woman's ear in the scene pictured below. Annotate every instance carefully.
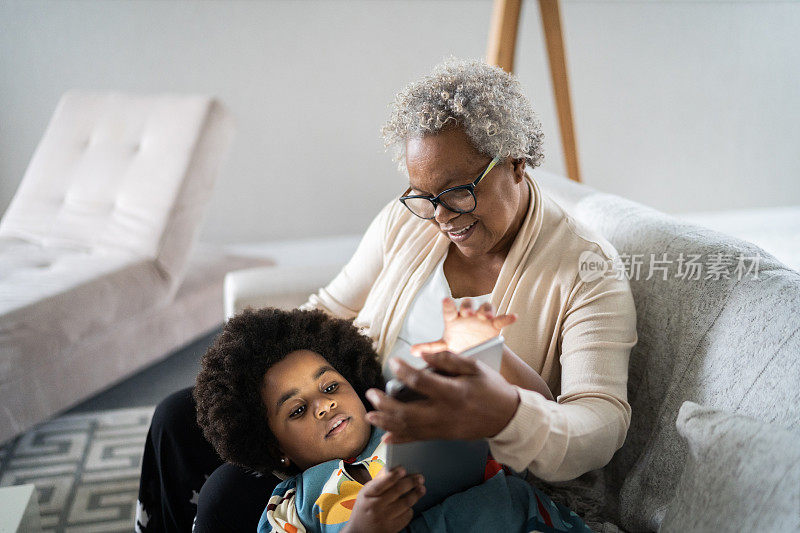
[511,158,526,182]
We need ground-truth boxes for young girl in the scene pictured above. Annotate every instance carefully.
[194,306,591,533]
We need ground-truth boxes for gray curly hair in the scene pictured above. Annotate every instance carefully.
[381,57,545,172]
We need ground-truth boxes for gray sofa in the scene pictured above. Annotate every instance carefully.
[537,170,800,532]
[223,170,800,532]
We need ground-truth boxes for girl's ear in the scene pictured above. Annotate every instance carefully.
[268,443,292,471]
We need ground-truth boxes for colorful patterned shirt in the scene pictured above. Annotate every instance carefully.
[257,428,593,533]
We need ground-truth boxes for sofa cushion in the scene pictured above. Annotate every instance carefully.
[535,170,800,531]
[661,401,800,532]
[0,237,162,315]
[0,238,169,382]
[0,92,234,290]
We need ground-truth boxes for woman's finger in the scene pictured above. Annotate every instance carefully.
[365,410,401,433]
[441,298,458,321]
[389,357,463,401]
[458,298,474,316]
[420,350,480,376]
[477,301,494,319]
[367,400,436,440]
[410,339,448,357]
[365,388,404,415]
[381,431,412,445]
[492,313,517,329]
[381,426,429,444]
[380,407,449,443]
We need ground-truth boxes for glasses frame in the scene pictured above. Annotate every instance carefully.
[399,156,501,220]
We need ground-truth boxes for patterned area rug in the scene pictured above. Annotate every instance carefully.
[0,406,154,532]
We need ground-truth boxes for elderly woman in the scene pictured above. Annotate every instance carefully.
[137,58,636,532]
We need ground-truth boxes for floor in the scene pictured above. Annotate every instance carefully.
[64,327,222,414]
[0,330,221,532]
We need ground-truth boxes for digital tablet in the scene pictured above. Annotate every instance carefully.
[384,335,504,401]
[383,336,504,513]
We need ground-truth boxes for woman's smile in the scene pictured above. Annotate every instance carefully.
[443,220,478,242]
[405,128,529,260]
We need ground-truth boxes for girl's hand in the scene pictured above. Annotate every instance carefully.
[411,298,516,356]
[342,467,425,533]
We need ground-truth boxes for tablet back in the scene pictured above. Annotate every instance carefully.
[383,336,504,514]
[385,439,488,513]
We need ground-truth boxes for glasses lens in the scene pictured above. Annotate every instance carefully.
[403,197,436,219]
[440,188,476,213]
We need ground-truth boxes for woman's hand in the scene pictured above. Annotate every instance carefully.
[411,298,554,401]
[365,351,520,444]
[411,298,516,356]
[342,467,425,533]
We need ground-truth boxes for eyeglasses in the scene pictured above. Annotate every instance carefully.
[399,156,501,220]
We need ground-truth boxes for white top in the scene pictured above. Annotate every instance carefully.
[383,255,491,381]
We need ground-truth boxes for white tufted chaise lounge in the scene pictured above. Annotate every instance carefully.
[0,92,254,442]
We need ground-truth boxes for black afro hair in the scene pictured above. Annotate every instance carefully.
[194,307,384,475]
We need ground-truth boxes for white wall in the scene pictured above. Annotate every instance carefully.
[1,0,798,244]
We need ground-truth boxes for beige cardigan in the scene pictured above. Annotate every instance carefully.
[304,174,637,482]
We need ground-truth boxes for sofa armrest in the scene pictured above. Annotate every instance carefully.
[223,263,343,319]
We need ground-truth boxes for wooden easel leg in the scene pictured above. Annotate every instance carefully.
[539,0,581,182]
[486,0,581,182]
[486,0,522,73]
